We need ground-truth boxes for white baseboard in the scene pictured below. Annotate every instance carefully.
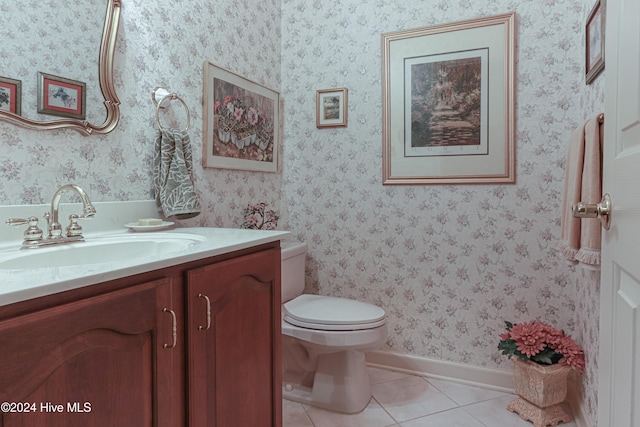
[365,350,514,393]
[365,350,591,427]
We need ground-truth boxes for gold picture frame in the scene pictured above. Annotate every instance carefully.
[382,13,516,185]
[316,88,348,128]
[585,0,605,84]
[0,76,22,116]
[203,61,280,173]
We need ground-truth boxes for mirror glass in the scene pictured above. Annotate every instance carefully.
[0,0,121,135]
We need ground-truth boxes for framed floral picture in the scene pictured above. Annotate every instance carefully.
[316,88,348,128]
[586,0,605,84]
[203,61,280,173]
[0,76,21,115]
[37,72,86,120]
[382,13,516,185]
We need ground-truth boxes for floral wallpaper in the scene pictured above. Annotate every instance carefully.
[1,0,603,425]
[0,0,283,222]
[279,1,603,426]
[1,0,104,124]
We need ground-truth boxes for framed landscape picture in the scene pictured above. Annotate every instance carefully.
[382,13,516,184]
[316,88,348,128]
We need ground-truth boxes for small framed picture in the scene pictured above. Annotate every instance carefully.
[0,76,22,115]
[586,0,605,84]
[316,88,348,128]
[38,72,86,119]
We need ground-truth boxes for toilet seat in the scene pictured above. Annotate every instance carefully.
[284,294,386,331]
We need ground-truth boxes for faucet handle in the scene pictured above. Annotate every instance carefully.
[6,217,31,226]
[66,214,84,237]
[6,216,44,242]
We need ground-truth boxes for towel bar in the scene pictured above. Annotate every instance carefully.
[152,87,191,133]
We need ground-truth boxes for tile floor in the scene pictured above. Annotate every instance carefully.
[282,366,577,427]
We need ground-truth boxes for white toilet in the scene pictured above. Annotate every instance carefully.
[280,241,388,414]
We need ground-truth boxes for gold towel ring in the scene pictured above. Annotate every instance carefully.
[153,88,191,133]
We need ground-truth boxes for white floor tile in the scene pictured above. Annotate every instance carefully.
[368,366,412,385]
[282,399,314,427]
[426,377,511,406]
[463,394,578,427]
[399,407,487,427]
[371,376,458,423]
[282,367,580,427]
[304,398,396,427]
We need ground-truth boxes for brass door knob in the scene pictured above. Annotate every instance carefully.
[572,193,611,230]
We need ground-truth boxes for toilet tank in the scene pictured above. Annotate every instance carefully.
[280,241,307,303]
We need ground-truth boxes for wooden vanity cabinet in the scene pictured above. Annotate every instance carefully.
[0,242,282,427]
[186,247,282,427]
[0,277,175,427]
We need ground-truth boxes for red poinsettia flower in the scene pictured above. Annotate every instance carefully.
[499,320,585,372]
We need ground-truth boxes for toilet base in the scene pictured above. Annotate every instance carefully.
[283,349,372,414]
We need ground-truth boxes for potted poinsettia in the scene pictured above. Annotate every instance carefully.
[498,320,585,371]
[240,202,279,230]
[498,321,585,426]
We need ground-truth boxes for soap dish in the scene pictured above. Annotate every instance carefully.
[124,221,174,232]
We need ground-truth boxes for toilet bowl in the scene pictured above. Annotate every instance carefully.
[280,242,388,414]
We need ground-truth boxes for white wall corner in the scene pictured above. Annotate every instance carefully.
[567,372,592,427]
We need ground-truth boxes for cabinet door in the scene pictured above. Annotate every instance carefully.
[187,248,282,427]
[0,278,176,427]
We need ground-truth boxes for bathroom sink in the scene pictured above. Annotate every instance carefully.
[0,232,206,270]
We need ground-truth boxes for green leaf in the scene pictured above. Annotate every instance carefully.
[498,340,517,353]
[505,321,514,329]
[532,354,553,365]
[531,348,558,365]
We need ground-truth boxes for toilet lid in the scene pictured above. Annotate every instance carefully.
[284,294,386,331]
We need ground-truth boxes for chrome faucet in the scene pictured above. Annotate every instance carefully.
[46,184,96,239]
[5,184,97,249]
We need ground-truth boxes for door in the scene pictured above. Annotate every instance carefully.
[598,0,640,424]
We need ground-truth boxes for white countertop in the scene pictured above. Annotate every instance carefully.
[0,227,290,308]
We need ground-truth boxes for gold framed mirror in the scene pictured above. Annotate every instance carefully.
[0,0,121,136]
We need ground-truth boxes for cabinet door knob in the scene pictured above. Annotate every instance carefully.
[198,294,211,331]
[162,308,177,349]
